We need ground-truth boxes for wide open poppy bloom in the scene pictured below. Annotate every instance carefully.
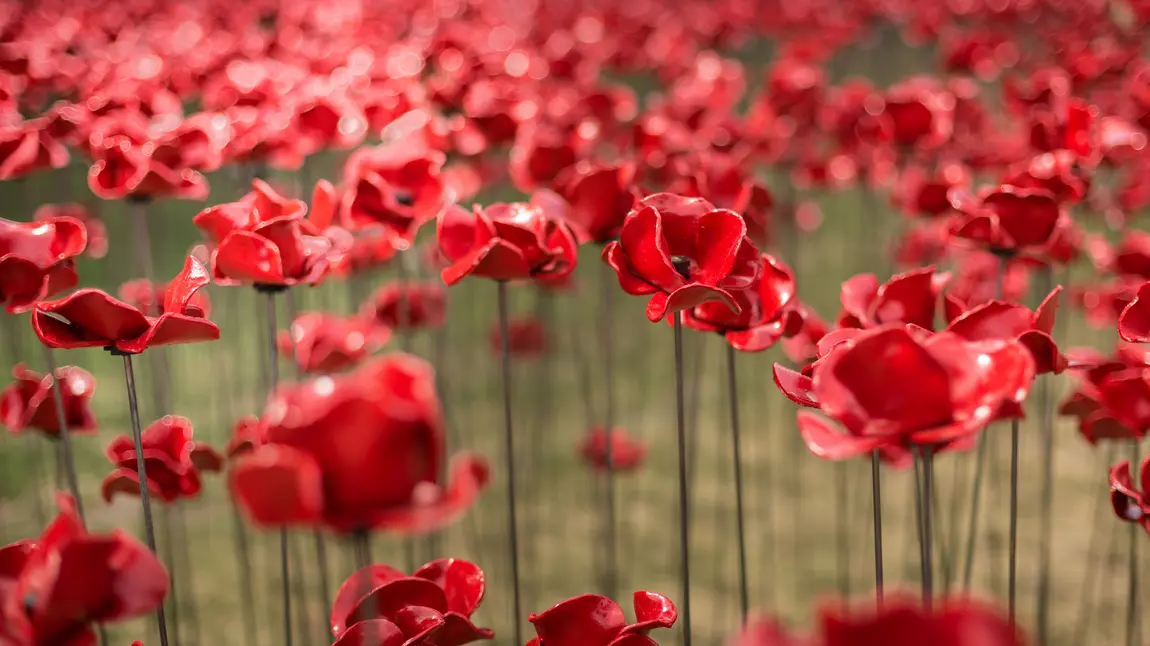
[778,325,1035,461]
[230,353,489,533]
[277,311,390,374]
[526,591,677,646]
[31,256,219,354]
[362,282,446,331]
[556,161,639,244]
[944,287,1066,374]
[1118,281,1150,343]
[603,193,758,323]
[330,559,494,646]
[0,216,87,314]
[1110,455,1150,534]
[1060,355,1150,444]
[1,364,96,437]
[437,193,578,287]
[193,179,333,287]
[682,252,802,352]
[729,597,1021,646]
[948,184,1069,258]
[579,427,645,472]
[33,204,107,259]
[881,76,955,149]
[342,141,447,244]
[836,267,950,331]
[0,494,169,646]
[102,415,223,504]
[488,317,546,359]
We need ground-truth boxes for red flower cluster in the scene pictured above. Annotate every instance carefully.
[102,415,223,503]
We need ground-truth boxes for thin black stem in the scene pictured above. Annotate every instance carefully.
[871,451,884,602]
[1128,440,1141,646]
[160,506,180,646]
[122,354,170,646]
[600,261,618,600]
[496,281,523,646]
[353,531,372,570]
[396,254,416,572]
[315,531,332,638]
[673,315,692,646]
[263,291,292,646]
[1035,266,1058,645]
[922,445,935,609]
[962,435,990,592]
[231,507,257,646]
[1008,418,1020,626]
[41,347,84,523]
[724,343,749,618]
[835,462,851,599]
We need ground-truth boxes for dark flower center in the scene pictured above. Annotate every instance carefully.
[392,190,415,207]
[23,593,35,615]
[670,255,692,280]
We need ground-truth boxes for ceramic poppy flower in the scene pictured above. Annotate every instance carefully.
[488,317,547,359]
[1118,281,1150,343]
[1110,456,1150,534]
[944,287,1067,374]
[682,252,802,352]
[341,141,447,244]
[226,415,267,459]
[193,179,333,287]
[87,133,209,202]
[881,77,955,149]
[836,267,950,331]
[781,301,829,365]
[329,227,402,278]
[948,184,1069,257]
[0,119,69,180]
[230,353,490,534]
[32,256,219,354]
[1002,150,1089,205]
[785,326,1035,460]
[0,216,87,314]
[1059,346,1150,443]
[292,93,368,155]
[33,204,107,259]
[893,164,969,218]
[277,311,390,374]
[119,276,212,318]
[603,193,759,323]
[437,193,578,286]
[579,427,645,472]
[1,363,96,437]
[526,591,677,646]
[362,282,447,331]
[508,122,584,193]
[102,415,223,504]
[0,494,169,646]
[330,559,494,646]
[556,161,639,244]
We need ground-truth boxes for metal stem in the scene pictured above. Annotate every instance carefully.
[922,445,935,609]
[263,291,292,646]
[725,343,749,618]
[1008,418,1019,626]
[871,451,884,602]
[673,315,692,646]
[600,261,618,599]
[496,281,523,646]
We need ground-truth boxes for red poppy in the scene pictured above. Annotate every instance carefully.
[603,193,759,323]
[1059,346,1150,444]
[945,287,1067,374]
[526,591,678,646]
[948,184,1069,257]
[341,141,447,244]
[330,559,493,646]
[0,494,169,646]
[277,312,390,374]
[329,227,402,278]
[0,119,69,180]
[1110,456,1150,534]
[362,282,447,331]
[225,415,267,459]
[230,354,490,534]
[508,122,584,193]
[488,317,547,359]
[579,427,645,472]
[32,256,219,354]
[292,93,368,155]
[837,267,950,331]
[1119,281,1150,343]
[33,204,107,259]
[193,179,333,287]
[0,216,87,314]
[780,326,1035,460]
[437,193,578,287]
[102,415,223,504]
[882,77,955,149]
[87,133,209,202]
[1,364,96,437]
[893,164,969,218]
[781,301,829,365]
[682,252,802,352]
[556,161,639,244]
[1002,151,1088,205]
[119,276,212,318]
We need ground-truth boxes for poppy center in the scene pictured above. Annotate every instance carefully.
[392,190,415,207]
[23,593,34,615]
[670,255,692,280]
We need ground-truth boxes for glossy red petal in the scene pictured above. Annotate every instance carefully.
[529,594,626,646]
[619,206,682,293]
[331,565,410,637]
[393,605,448,644]
[229,445,325,527]
[798,412,887,461]
[432,612,495,646]
[331,619,407,646]
[772,364,818,407]
[622,591,677,634]
[346,578,448,628]
[437,205,482,264]
[32,289,150,349]
[162,256,211,315]
[693,210,747,285]
[873,267,940,329]
[602,243,657,296]
[413,559,485,617]
[1119,282,1150,343]
[441,239,531,285]
[839,274,879,326]
[213,231,287,285]
[727,319,788,353]
[647,285,737,323]
[119,313,219,354]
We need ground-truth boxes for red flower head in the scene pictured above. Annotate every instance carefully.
[1,364,96,437]
[881,77,955,150]
[226,415,267,459]
[1111,455,1150,534]
[277,311,390,375]
[488,317,547,359]
[292,93,368,156]
[579,427,646,472]
[0,119,69,180]
[342,141,447,244]
[0,495,169,646]
[526,591,677,646]
[779,326,1035,461]
[330,559,494,646]
[948,184,1069,259]
[0,216,87,314]
[1059,345,1150,444]
[362,282,447,332]
[32,256,219,354]
[508,122,584,193]
[229,354,490,534]
[893,164,969,219]
[836,267,951,331]
[328,228,402,278]
[781,301,829,365]
[682,252,802,352]
[86,130,210,202]
[33,204,107,259]
[118,276,212,318]
[556,161,639,244]
[603,193,759,323]
[1119,281,1150,343]
[102,415,223,504]
[437,193,578,286]
[1002,151,1089,205]
[945,287,1067,374]
[193,180,333,287]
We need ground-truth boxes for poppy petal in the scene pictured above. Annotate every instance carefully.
[839,274,879,325]
[693,209,747,285]
[619,205,682,292]
[393,605,447,643]
[32,289,150,349]
[331,565,410,636]
[331,619,406,646]
[798,412,887,461]
[368,454,490,535]
[623,591,677,634]
[1119,282,1150,343]
[162,256,211,315]
[412,559,485,616]
[229,445,324,526]
[648,285,737,322]
[346,578,448,628]
[213,231,287,284]
[529,594,626,646]
[772,364,818,407]
[441,239,531,286]
[433,612,495,646]
[602,243,657,296]
[873,267,939,329]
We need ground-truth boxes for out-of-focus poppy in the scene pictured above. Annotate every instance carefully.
[1,364,96,437]
[277,311,390,374]
[341,141,447,245]
[362,282,446,331]
[556,161,638,244]
[488,317,547,359]
[836,267,950,331]
[33,204,107,259]
[1110,455,1150,534]
[578,427,645,472]
[0,216,87,314]
[945,287,1067,374]
[948,184,1069,259]
[1119,281,1150,343]
[102,415,223,503]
